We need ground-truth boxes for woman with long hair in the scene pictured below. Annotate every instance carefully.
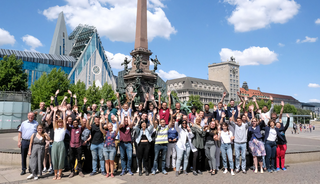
[191,117,206,176]
[134,114,154,176]
[100,111,119,178]
[175,117,196,177]
[248,118,266,174]
[220,122,235,176]
[27,124,50,180]
[51,106,67,180]
[276,114,290,171]
[204,120,220,175]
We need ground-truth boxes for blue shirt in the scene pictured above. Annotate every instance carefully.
[226,106,238,119]
[18,120,38,140]
[168,127,178,142]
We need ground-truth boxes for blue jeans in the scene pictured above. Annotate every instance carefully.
[153,144,167,172]
[176,143,191,171]
[119,142,133,171]
[221,143,233,170]
[265,141,277,170]
[234,143,246,171]
[90,143,105,173]
[103,146,116,160]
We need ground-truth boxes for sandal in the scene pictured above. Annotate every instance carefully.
[110,173,114,178]
[106,173,109,178]
[211,171,216,175]
[52,174,57,180]
[57,174,62,180]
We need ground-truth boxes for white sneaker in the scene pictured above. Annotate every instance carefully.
[27,174,33,179]
[223,170,228,174]
[34,176,38,180]
[42,167,47,172]
[136,168,139,173]
[48,167,52,172]
[231,171,235,176]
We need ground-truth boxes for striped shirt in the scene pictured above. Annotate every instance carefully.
[155,125,169,144]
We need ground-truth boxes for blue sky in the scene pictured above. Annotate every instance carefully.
[0,0,319,103]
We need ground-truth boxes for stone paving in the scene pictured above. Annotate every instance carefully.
[0,161,319,184]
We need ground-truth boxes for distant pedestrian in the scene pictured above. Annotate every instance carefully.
[18,112,38,175]
[309,124,312,133]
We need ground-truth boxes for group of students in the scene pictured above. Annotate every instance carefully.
[18,89,291,180]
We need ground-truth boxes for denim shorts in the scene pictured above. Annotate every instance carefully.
[103,146,116,160]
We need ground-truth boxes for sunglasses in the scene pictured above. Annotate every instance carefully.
[182,123,187,125]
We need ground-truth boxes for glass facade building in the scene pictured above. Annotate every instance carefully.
[68,25,116,90]
[0,49,76,87]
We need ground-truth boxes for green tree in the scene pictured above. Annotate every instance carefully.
[69,80,87,107]
[188,95,203,112]
[85,81,101,106]
[100,82,116,103]
[31,68,70,110]
[0,55,28,91]
[208,102,214,109]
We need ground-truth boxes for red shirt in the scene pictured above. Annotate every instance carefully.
[119,124,132,142]
[68,126,84,148]
[159,108,170,124]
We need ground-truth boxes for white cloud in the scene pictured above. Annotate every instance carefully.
[105,51,132,70]
[157,70,186,80]
[224,0,300,32]
[315,18,320,25]
[278,43,285,47]
[0,28,15,46]
[42,0,177,42]
[296,36,318,43]
[308,83,320,88]
[219,46,278,66]
[310,99,320,103]
[22,35,43,52]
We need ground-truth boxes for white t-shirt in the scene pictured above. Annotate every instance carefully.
[54,128,66,142]
[221,131,233,144]
[267,128,277,141]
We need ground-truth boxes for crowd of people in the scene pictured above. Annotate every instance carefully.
[18,89,291,180]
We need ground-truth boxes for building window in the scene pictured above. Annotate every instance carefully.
[63,32,65,37]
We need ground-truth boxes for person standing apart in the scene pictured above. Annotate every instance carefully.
[18,112,38,175]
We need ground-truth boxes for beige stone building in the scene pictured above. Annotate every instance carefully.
[166,77,229,104]
[208,57,240,101]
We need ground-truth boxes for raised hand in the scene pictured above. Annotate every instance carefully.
[153,108,157,115]
[60,106,67,112]
[221,112,226,118]
[281,101,284,106]
[244,112,248,117]
[232,110,235,115]
[64,96,68,100]
[50,96,54,101]
[253,97,256,102]
[223,104,228,110]
[286,114,290,118]
[167,90,171,96]
[73,94,77,98]
[150,94,155,100]
[249,105,254,111]
[68,90,72,95]
[270,96,273,101]
[244,96,248,102]
[204,117,208,124]
[158,90,162,96]
[83,97,87,104]
[214,105,217,111]
[257,109,262,114]
[53,107,58,112]
[78,113,82,118]
[145,93,149,100]
[148,114,152,121]
[223,91,226,97]
[106,110,110,116]
[260,114,265,121]
[170,109,173,115]
[100,99,104,104]
[187,125,191,131]
[55,89,59,96]
[237,105,241,112]
[134,112,138,118]
[116,92,119,99]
